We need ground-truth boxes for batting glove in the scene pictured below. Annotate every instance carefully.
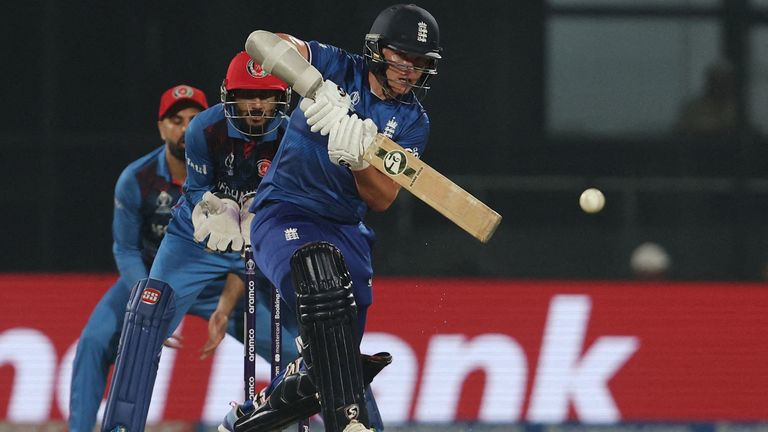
[327,114,377,171]
[300,80,352,136]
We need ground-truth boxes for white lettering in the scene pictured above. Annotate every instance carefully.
[215,182,255,204]
[361,333,417,423]
[55,341,78,418]
[186,157,208,175]
[415,334,527,422]
[248,281,256,314]
[0,328,56,421]
[202,335,271,423]
[147,320,183,424]
[527,295,639,423]
[248,329,256,362]
[0,295,641,425]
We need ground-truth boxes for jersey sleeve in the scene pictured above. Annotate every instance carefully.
[112,168,148,286]
[394,111,430,158]
[307,41,354,81]
[183,115,214,205]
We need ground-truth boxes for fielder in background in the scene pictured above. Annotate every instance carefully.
[221,4,443,432]
[100,54,299,432]
[69,85,249,432]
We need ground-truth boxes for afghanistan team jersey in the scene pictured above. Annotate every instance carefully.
[113,145,182,285]
[251,41,431,224]
[174,103,284,234]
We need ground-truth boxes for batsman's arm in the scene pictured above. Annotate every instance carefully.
[274,33,309,61]
[245,31,324,100]
[352,166,400,212]
[246,31,401,211]
[245,30,501,241]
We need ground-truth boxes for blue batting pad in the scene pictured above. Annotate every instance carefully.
[101,278,176,432]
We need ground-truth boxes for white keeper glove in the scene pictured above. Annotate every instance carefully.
[299,80,352,136]
[239,193,256,247]
[327,114,378,171]
[191,191,244,252]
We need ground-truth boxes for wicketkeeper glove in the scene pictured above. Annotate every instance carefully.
[239,192,256,247]
[192,191,244,252]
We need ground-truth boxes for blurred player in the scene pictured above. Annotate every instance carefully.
[70,85,257,432]
[100,53,299,432]
[220,4,443,432]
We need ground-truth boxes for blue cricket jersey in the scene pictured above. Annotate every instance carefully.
[112,146,181,286]
[251,41,431,224]
[173,103,284,237]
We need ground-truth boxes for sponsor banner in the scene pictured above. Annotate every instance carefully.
[1,275,767,424]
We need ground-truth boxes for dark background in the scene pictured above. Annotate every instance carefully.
[3,0,768,280]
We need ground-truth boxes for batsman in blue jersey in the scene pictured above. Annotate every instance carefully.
[220,4,444,432]
[100,54,300,432]
[69,85,256,432]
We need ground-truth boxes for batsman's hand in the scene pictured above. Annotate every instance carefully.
[192,191,244,252]
[200,310,228,360]
[300,80,351,136]
[327,114,377,171]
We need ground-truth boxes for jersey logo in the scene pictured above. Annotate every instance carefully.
[141,288,161,304]
[417,22,428,43]
[225,152,235,176]
[383,117,398,138]
[156,190,173,214]
[284,228,299,241]
[256,159,271,177]
[350,91,360,107]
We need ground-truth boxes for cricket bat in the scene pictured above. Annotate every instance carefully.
[245,31,502,242]
[363,135,501,242]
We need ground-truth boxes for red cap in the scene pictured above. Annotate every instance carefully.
[158,84,209,120]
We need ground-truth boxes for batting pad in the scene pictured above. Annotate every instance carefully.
[101,278,176,432]
[290,242,369,431]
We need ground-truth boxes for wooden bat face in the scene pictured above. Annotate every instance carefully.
[364,135,502,243]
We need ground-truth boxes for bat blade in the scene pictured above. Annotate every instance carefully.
[363,135,502,243]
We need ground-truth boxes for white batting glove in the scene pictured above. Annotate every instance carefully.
[192,191,244,252]
[300,80,352,136]
[327,114,377,171]
[239,193,256,247]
